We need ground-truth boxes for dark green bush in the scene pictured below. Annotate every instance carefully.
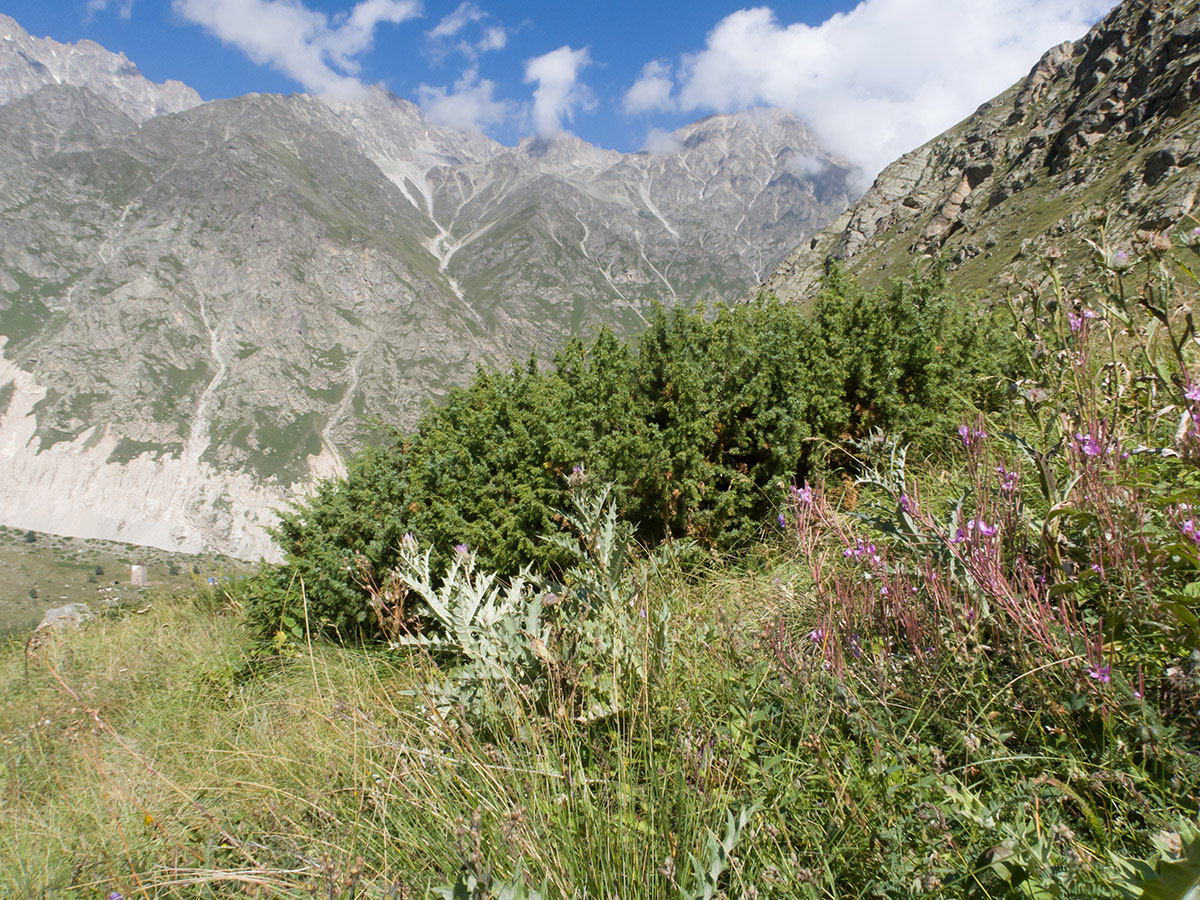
[251,269,1012,640]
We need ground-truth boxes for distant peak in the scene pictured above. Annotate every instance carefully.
[0,11,201,122]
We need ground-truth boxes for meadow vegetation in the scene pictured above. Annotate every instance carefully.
[3,225,1200,898]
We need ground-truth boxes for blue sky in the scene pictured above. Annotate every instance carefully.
[2,0,1114,173]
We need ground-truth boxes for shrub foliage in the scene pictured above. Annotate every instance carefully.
[254,268,1008,639]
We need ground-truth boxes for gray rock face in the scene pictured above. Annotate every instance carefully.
[0,14,200,123]
[35,602,94,632]
[0,18,857,560]
[763,0,1200,302]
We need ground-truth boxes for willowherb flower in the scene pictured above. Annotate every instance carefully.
[975,520,997,538]
[899,494,913,513]
[1187,383,1200,403]
[1069,313,1083,333]
[996,464,1019,492]
[1075,432,1103,457]
[1088,664,1112,684]
[1181,519,1200,546]
[959,424,971,448]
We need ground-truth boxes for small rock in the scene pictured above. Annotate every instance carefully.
[36,603,95,632]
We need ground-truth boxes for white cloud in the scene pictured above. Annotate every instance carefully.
[429,1,483,38]
[173,0,421,98]
[523,44,590,137]
[643,128,683,154]
[478,26,507,52]
[623,60,675,115]
[427,2,507,59]
[86,0,134,19]
[646,0,1112,176]
[418,66,512,130]
[786,152,826,178]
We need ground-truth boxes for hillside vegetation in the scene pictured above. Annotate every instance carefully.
[260,270,1010,640]
[4,228,1200,898]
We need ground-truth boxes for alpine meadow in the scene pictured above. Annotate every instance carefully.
[3,1,1200,898]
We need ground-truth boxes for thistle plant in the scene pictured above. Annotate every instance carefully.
[370,475,674,725]
[384,536,550,719]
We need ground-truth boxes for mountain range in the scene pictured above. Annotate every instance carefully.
[0,13,856,559]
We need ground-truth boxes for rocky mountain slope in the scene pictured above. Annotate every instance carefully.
[0,16,855,559]
[0,14,199,121]
[764,0,1200,303]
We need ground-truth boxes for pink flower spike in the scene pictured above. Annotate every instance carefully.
[1187,383,1200,403]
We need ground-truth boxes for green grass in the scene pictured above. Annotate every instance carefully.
[0,527,246,634]
[1,543,1195,898]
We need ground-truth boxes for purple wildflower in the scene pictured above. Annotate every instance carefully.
[1088,664,1111,684]
[1113,250,1131,267]
[110,894,123,900]
[454,543,469,555]
[996,464,1018,492]
[975,520,997,538]
[792,483,814,504]
[777,513,787,527]
[1182,519,1200,545]
[850,634,863,658]
[899,494,913,513]
[1069,313,1083,333]
[1075,433,1103,457]
[959,424,971,448]
[1187,383,1200,403]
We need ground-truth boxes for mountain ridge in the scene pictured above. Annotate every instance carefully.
[763,0,1200,302]
[0,13,200,122]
